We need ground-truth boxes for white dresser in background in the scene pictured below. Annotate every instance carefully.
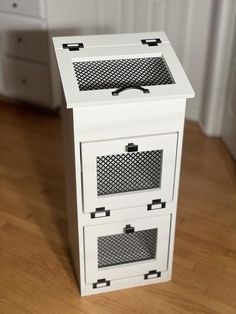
[0,0,109,109]
[0,0,103,109]
[0,0,55,108]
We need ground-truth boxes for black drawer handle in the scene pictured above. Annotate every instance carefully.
[112,86,150,96]
[126,143,138,152]
[124,224,135,234]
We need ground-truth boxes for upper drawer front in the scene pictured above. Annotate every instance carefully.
[3,56,51,107]
[81,133,178,214]
[0,0,45,18]
[0,14,48,63]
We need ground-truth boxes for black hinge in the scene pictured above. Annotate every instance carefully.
[141,38,162,46]
[147,199,166,211]
[144,270,161,280]
[91,207,110,219]
[62,42,84,51]
[93,278,110,289]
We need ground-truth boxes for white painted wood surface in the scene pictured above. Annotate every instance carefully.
[53,32,194,108]
[54,32,194,296]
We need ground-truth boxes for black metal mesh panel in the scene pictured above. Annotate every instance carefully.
[73,57,174,91]
[96,150,163,196]
[98,228,157,268]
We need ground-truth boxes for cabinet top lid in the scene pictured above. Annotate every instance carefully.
[53,32,169,50]
[53,32,194,109]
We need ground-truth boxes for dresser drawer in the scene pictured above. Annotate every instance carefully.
[0,13,48,63]
[3,57,51,107]
[0,0,45,18]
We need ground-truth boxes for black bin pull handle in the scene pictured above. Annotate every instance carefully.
[124,224,135,234]
[112,85,150,96]
[126,143,138,152]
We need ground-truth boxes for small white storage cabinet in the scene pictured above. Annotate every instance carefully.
[53,32,194,296]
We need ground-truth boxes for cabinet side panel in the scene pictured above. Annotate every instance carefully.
[61,106,81,290]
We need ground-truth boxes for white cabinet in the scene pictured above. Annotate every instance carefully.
[53,32,194,296]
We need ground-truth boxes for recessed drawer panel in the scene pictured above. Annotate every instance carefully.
[81,133,178,213]
[0,0,45,18]
[3,57,51,107]
[84,215,171,284]
[0,13,48,63]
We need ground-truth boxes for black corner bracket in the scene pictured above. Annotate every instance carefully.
[91,207,110,219]
[62,42,84,51]
[144,270,161,280]
[141,38,162,46]
[147,199,166,211]
[93,279,110,289]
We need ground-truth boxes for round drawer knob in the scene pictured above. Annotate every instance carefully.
[12,2,18,8]
[21,79,27,85]
[17,37,23,43]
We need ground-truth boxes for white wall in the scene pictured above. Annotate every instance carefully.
[178,0,213,121]
[221,7,236,158]
[200,0,236,136]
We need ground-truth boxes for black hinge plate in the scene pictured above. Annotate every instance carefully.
[62,42,84,51]
[141,38,162,46]
[147,199,166,211]
[93,278,110,289]
[144,270,161,280]
[91,207,110,219]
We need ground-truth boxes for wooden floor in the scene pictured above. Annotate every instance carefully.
[0,101,236,314]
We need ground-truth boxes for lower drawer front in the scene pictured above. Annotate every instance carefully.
[3,57,51,107]
[84,214,171,284]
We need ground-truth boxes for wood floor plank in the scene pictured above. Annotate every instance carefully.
[0,101,235,313]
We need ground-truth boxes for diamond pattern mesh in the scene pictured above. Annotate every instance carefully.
[73,57,174,91]
[98,228,157,268]
[96,150,163,196]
